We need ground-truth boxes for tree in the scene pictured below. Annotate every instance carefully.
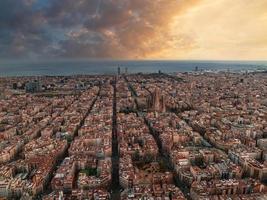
[133,150,140,161]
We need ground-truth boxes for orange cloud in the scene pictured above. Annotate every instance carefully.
[62,0,201,59]
[172,0,267,60]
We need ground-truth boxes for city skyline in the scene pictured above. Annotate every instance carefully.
[1,72,267,199]
[0,0,267,60]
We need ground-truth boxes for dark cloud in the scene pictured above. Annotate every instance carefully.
[0,0,199,59]
[0,0,52,58]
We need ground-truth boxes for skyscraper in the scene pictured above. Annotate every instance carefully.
[118,67,121,76]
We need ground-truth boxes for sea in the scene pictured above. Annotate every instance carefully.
[0,60,267,76]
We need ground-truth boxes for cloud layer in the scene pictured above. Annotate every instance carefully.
[0,0,267,60]
[0,0,199,59]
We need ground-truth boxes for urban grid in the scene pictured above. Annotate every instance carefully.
[0,69,267,200]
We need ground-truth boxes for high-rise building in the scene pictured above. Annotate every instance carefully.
[25,80,41,93]
[118,67,121,76]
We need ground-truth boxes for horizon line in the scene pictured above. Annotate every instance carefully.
[1,58,267,63]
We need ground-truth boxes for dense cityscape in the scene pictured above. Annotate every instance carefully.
[0,70,267,200]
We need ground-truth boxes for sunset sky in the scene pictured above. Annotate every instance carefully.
[1,0,267,60]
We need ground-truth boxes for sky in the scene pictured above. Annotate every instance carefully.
[0,0,267,60]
